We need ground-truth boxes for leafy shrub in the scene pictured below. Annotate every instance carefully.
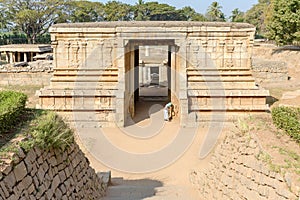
[21,111,74,151]
[271,106,300,143]
[0,91,27,134]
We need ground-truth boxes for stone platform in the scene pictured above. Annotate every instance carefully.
[37,21,269,127]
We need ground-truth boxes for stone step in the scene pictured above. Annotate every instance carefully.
[188,76,254,82]
[97,171,111,189]
[189,105,269,111]
[104,185,156,199]
[188,82,256,89]
[38,89,117,97]
[53,71,118,76]
[49,81,118,89]
[54,68,118,72]
[186,67,251,71]
[139,96,169,102]
[191,111,270,122]
[187,70,252,76]
[51,76,118,82]
[188,89,269,97]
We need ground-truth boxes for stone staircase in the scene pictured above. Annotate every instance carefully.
[102,177,198,200]
[187,67,269,122]
[37,68,118,127]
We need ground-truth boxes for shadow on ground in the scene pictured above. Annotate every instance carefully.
[125,101,167,126]
[103,177,163,200]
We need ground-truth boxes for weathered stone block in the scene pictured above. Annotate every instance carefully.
[0,182,9,198]
[51,175,60,191]
[48,156,57,167]
[4,172,16,192]
[27,183,35,195]
[14,161,27,182]
[2,163,13,175]
[19,176,32,191]
[37,167,45,184]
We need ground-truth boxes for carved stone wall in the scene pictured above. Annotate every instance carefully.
[38,22,269,127]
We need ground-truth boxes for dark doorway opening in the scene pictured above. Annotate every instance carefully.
[132,44,171,124]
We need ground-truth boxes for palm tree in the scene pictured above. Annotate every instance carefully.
[135,0,145,21]
[206,1,225,22]
[230,8,244,22]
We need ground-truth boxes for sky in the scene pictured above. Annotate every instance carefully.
[96,0,259,18]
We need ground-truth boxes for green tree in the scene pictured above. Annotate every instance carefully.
[132,1,185,21]
[134,0,145,21]
[230,8,244,22]
[59,1,104,23]
[1,0,65,44]
[266,0,300,45]
[0,1,9,29]
[244,0,270,36]
[103,1,133,21]
[179,6,207,21]
[206,1,225,22]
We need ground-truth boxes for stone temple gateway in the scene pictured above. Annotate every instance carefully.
[38,21,269,127]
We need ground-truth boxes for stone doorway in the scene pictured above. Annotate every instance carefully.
[124,40,175,125]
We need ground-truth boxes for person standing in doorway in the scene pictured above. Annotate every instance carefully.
[164,102,173,121]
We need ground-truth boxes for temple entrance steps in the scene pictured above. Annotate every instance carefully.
[102,177,199,200]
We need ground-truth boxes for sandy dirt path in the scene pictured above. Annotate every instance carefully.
[74,102,229,199]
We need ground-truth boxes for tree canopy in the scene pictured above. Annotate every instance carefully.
[266,0,300,45]
[206,2,225,22]
[243,0,270,36]
[0,0,64,44]
[0,0,299,45]
[230,8,244,22]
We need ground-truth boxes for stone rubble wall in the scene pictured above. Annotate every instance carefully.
[0,143,107,200]
[252,58,288,83]
[251,44,300,83]
[0,73,52,86]
[0,60,53,86]
[190,132,299,200]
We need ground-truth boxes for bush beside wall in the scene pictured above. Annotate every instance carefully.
[272,106,300,143]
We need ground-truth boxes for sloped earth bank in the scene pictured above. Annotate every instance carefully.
[190,115,299,199]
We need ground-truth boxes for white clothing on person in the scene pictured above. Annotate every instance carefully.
[164,102,172,121]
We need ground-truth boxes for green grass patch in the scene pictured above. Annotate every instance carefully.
[256,150,282,173]
[271,106,300,143]
[0,90,74,166]
[0,90,27,134]
[20,111,74,152]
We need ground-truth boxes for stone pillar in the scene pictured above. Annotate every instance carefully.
[24,52,28,62]
[9,52,13,64]
[30,52,33,62]
[115,38,126,127]
[64,42,70,68]
[51,41,58,69]
[129,45,135,118]
[176,39,189,127]
[170,46,176,97]
[80,42,87,68]
[5,52,9,63]
[17,52,21,62]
